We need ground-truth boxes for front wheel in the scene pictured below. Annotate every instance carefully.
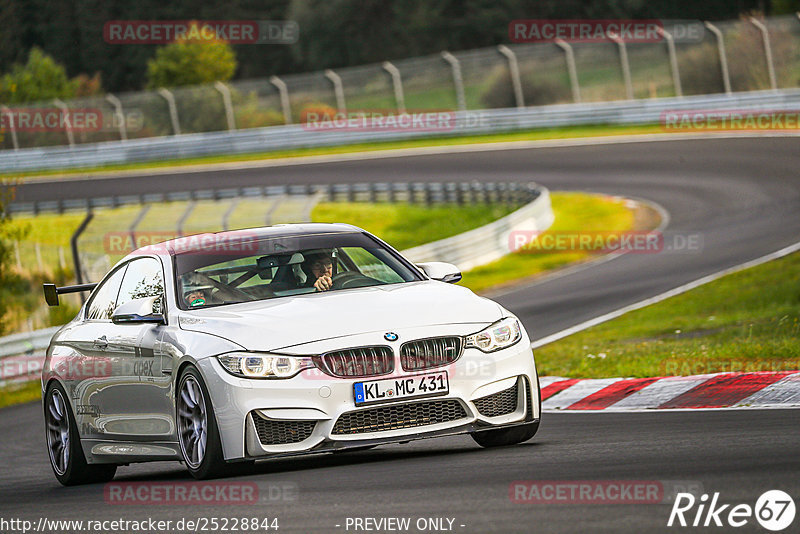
[177,366,227,479]
[470,421,540,448]
[44,382,116,485]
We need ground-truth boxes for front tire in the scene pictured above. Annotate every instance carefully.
[176,366,227,479]
[44,382,116,485]
[470,376,542,448]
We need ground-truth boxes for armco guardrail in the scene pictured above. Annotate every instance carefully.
[0,326,60,385]
[2,89,799,173]
[11,180,540,215]
[403,186,553,271]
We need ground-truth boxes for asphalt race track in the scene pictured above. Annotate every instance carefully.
[3,136,800,532]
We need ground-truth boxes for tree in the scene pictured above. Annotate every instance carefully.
[146,23,237,89]
[0,47,77,104]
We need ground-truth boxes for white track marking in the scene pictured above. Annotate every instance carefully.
[531,240,800,349]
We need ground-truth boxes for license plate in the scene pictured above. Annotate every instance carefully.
[354,371,449,406]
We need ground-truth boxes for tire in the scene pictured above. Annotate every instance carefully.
[470,421,540,448]
[176,366,229,479]
[470,376,541,448]
[44,381,117,486]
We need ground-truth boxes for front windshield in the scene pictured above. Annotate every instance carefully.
[174,232,421,310]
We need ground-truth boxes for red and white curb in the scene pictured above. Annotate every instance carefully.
[540,371,800,411]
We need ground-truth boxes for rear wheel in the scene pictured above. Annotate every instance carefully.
[44,382,116,485]
[177,366,228,479]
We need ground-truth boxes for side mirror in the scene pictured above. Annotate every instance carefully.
[417,262,462,284]
[112,296,165,325]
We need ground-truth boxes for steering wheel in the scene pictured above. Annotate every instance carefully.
[209,279,258,302]
[330,271,374,290]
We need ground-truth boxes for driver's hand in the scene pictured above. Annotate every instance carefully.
[314,275,332,292]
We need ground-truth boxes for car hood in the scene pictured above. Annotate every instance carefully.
[177,281,502,351]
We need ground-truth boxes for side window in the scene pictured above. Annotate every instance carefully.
[86,266,127,321]
[116,258,165,313]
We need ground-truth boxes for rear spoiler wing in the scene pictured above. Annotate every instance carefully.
[43,283,97,307]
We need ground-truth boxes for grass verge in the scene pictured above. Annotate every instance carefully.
[534,252,800,379]
[460,192,640,294]
[311,202,518,251]
[8,123,663,180]
[0,381,41,410]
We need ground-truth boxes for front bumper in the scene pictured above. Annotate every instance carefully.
[197,336,539,460]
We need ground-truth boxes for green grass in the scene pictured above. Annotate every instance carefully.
[311,202,517,251]
[535,252,800,379]
[6,123,664,180]
[460,192,636,294]
[0,381,41,409]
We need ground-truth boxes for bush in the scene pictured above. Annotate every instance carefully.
[146,22,236,89]
[0,48,101,104]
[298,102,339,123]
[480,66,570,108]
[680,16,796,94]
[0,181,27,336]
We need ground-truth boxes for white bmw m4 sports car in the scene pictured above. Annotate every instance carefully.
[42,223,541,484]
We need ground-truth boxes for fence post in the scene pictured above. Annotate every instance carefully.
[13,241,22,271]
[657,28,682,98]
[749,17,777,90]
[214,81,237,131]
[382,61,406,113]
[704,22,732,95]
[52,99,75,147]
[157,88,181,135]
[222,198,240,230]
[58,246,67,271]
[105,93,127,141]
[176,201,196,237]
[128,204,151,251]
[497,45,524,108]
[0,105,19,150]
[441,52,467,111]
[71,211,93,291]
[324,69,346,113]
[554,39,581,103]
[265,195,285,226]
[269,76,293,125]
[608,35,634,100]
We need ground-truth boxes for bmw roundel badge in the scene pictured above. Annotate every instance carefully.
[384,332,399,342]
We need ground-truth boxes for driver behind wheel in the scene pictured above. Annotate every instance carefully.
[305,252,334,292]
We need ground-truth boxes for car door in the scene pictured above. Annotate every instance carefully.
[103,256,172,439]
[64,263,134,439]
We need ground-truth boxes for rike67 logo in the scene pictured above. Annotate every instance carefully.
[668,490,795,531]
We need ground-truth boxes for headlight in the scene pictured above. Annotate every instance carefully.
[464,318,522,353]
[216,352,315,379]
